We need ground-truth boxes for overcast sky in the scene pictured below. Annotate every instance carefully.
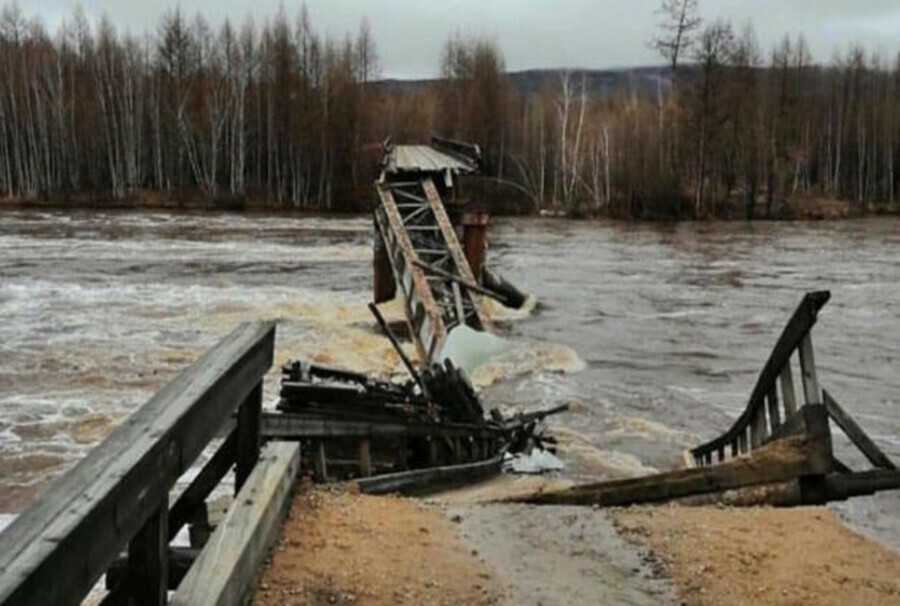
[29,0,900,78]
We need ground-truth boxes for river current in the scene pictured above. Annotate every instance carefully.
[1,210,899,549]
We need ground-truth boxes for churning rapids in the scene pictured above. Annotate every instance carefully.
[1,210,900,550]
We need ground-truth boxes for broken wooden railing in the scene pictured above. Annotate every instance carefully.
[0,322,283,606]
[514,291,900,508]
[688,290,831,467]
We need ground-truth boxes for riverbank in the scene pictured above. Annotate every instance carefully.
[3,191,900,221]
[256,482,900,606]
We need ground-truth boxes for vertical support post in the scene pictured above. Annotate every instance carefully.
[396,439,410,471]
[767,386,781,432]
[453,438,466,463]
[235,382,262,493]
[127,497,169,606]
[470,437,480,461]
[780,362,798,417]
[462,212,490,282]
[799,403,834,504]
[749,410,761,449]
[373,229,396,304]
[358,437,373,477]
[799,334,822,405]
[313,440,328,482]
[731,439,739,458]
[427,436,440,466]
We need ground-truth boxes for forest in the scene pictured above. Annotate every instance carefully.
[1,0,899,218]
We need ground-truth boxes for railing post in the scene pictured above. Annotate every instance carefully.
[236,382,263,493]
[313,440,328,482]
[126,497,169,606]
[358,438,373,477]
[767,386,781,432]
[799,334,822,405]
[780,362,797,417]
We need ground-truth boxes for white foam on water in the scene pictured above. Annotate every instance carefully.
[471,341,586,388]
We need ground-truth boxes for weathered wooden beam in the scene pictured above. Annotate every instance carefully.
[677,470,900,508]
[517,427,833,508]
[236,382,263,493]
[824,390,896,470]
[261,412,496,440]
[825,469,900,500]
[357,455,503,496]
[171,441,300,606]
[0,322,275,606]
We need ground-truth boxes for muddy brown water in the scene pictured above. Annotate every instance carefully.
[1,209,899,550]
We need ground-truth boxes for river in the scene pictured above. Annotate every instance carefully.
[1,209,899,549]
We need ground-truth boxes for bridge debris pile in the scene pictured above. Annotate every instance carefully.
[274,356,567,482]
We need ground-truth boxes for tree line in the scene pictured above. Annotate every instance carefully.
[0,4,377,209]
[2,1,900,218]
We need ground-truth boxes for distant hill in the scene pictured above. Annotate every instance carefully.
[372,66,675,97]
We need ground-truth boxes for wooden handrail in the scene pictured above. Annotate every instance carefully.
[691,291,830,464]
[0,321,275,606]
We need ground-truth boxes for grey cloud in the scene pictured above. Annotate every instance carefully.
[26,0,900,78]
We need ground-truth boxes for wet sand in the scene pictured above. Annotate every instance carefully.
[614,505,900,605]
[256,481,900,606]
[254,485,501,605]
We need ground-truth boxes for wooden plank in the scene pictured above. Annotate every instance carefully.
[357,456,503,496]
[517,431,832,508]
[0,322,275,606]
[780,362,798,417]
[126,499,168,606]
[260,412,495,440]
[236,382,262,493]
[798,334,822,405]
[824,390,896,470]
[171,442,300,606]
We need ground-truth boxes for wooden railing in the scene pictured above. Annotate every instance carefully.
[690,291,831,467]
[0,321,276,606]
